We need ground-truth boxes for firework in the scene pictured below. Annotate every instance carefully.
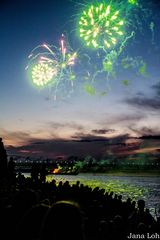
[79,2,124,49]
[31,62,58,87]
[27,34,77,99]
[128,0,138,5]
[60,33,66,60]
[84,83,96,95]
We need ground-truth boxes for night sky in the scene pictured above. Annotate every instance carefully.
[1,0,160,159]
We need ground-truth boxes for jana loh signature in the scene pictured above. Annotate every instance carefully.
[127,233,160,239]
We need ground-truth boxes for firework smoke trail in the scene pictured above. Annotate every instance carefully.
[118,31,135,56]
[43,44,56,56]
[150,22,155,45]
[60,34,67,61]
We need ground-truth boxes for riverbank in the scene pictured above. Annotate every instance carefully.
[21,169,160,177]
[80,170,160,177]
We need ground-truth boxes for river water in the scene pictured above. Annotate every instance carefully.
[25,173,160,219]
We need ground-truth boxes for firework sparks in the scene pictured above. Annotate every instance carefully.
[79,3,124,49]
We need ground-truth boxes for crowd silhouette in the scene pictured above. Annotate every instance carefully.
[0,137,160,240]
[0,137,8,181]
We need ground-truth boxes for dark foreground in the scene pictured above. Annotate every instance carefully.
[0,172,160,240]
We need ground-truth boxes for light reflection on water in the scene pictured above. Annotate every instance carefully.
[25,173,160,218]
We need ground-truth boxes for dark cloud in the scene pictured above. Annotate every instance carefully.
[47,121,84,131]
[32,141,48,145]
[6,132,160,160]
[92,129,115,135]
[129,126,160,137]
[71,132,109,142]
[152,82,160,96]
[0,129,32,143]
[7,138,107,159]
[125,82,160,111]
[108,134,131,145]
[5,133,135,159]
[139,135,160,140]
[115,114,145,123]
[101,112,145,126]
[125,95,160,111]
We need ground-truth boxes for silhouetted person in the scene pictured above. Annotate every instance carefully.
[1,188,39,239]
[0,137,8,180]
[16,203,50,240]
[128,199,155,232]
[8,157,16,185]
[40,200,86,240]
[16,171,26,186]
[40,163,47,183]
[31,162,39,182]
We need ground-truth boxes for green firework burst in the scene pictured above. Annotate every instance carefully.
[128,0,138,5]
[31,62,58,87]
[79,2,125,49]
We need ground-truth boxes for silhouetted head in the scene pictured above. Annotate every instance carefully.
[136,222,147,234]
[41,200,85,240]
[17,203,49,240]
[138,199,145,211]
[13,189,38,213]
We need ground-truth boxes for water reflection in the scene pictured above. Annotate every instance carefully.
[24,173,160,218]
[46,174,160,218]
